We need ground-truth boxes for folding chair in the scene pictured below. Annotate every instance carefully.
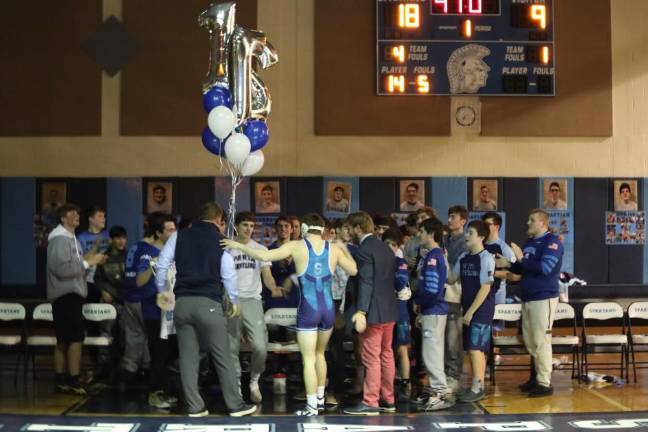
[581,302,629,381]
[264,308,299,353]
[551,303,581,381]
[0,302,27,385]
[82,303,116,347]
[25,303,57,381]
[626,301,648,382]
[489,303,524,384]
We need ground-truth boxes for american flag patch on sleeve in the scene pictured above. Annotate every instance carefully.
[548,243,559,250]
[428,258,437,266]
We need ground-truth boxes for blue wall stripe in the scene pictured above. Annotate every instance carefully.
[643,178,648,283]
[107,178,143,248]
[431,177,467,218]
[1,178,36,285]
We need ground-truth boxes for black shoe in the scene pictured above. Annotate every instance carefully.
[378,401,396,413]
[518,379,538,393]
[528,384,553,398]
[66,376,87,396]
[230,403,257,417]
[343,403,380,416]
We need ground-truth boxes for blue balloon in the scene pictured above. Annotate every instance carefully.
[203,86,232,112]
[243,120,269,151]
[201,127,224,156]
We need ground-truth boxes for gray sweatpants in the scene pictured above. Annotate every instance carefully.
[444,302,464,381]
[227,297,267,383]
[422,314,449,394]
[121,302,150,372]
[174,296,244,413]
[522,297,559,387]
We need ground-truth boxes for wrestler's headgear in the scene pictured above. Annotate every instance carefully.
[301,222,324,238]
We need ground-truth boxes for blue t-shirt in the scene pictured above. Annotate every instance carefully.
[394,256,410,322]
[454,249,495,325]
[264,241,299,308]
[415,247,448,316]
[77,230,110,283]
[124,241,161,320]
[78,230,110,254]
[511,232,563,302]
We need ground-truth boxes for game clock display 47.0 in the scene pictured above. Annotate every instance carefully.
[376,0,555,96]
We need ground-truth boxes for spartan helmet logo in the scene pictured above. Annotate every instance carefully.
[447,44,491,94]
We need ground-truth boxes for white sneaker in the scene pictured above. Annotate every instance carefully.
[250,384,262,403]
[446,377,461,394]
[295,404,318,416]
[419,394,455,411]
[188,409,209,417]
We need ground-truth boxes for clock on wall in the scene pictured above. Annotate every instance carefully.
[455,105,476,126]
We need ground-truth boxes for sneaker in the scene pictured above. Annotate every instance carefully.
[396,381,411,403]
[230,403,257,417]
[55,383,70,393]
[293,390,307,401]
[518,379,538,393]
[446,377,461,394]
[528,384,553,398]
[317,396,325,413]
[458,389,485,403]
[343,403,380,416]
[295,404,318,416]
[325,394,339,409]
[419,394,456,412]
[410,387,434,405]
[494,355,502,366]
[66,382,87,396]
[250,384,262,404]
[378,401,396,413]
[148,390,172,409]
[188,409,209,417]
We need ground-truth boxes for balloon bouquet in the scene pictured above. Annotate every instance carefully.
[199,1,278,237]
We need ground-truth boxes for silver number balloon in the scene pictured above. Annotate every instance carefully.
[198,2,237,93]
[229,26,278,126]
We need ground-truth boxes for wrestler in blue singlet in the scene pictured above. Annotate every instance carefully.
[296,239,335,331]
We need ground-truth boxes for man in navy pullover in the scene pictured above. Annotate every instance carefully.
[496,209,563,398]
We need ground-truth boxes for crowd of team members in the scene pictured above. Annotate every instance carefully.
[45,201,563,416]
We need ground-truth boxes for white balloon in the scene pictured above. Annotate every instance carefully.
[240,150,265,176]
[224,133,251,166]
[207,106,236,139]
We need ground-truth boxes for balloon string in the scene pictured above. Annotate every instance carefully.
[226,168,243,239]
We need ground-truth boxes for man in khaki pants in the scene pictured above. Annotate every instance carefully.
[496,209,563,398]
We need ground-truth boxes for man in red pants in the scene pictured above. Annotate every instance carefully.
[343,212,399,415]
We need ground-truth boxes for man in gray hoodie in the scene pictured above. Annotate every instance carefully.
[47,204,105,395]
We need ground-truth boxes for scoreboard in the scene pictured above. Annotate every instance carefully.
[376,0,555,96]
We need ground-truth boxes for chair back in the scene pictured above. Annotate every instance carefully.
[0,302,26,321]
[582,302,623,321]
[554,303,575,321]
[628,302,648,320]
[32,303,53,321]
[82,303,117,321]
[264,308,297,326]
[493,303,522,322]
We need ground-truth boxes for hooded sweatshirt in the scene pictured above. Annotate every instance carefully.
[46,224,88,301]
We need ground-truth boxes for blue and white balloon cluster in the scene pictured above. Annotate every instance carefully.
[199,1,277,177]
